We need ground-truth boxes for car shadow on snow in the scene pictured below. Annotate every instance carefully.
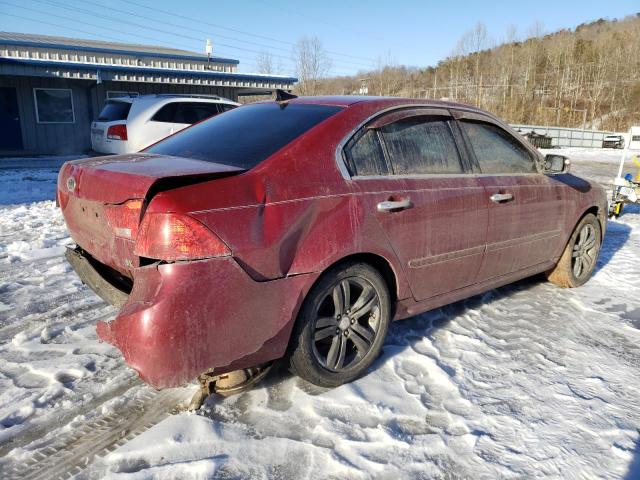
[594,205,636,274]
[625,437,640,480]
[380,273,547,360]
[259,274,550,399]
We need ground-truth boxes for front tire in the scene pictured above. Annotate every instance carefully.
[288,262,391,388]
[547,213,601,288]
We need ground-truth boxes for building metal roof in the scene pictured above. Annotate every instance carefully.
[0,31,239,64]
[0,57,297,89]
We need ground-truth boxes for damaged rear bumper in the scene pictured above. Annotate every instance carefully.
[68,248,319,389]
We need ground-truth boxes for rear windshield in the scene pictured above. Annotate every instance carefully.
[145,103,342,170]
[98,101,132,121]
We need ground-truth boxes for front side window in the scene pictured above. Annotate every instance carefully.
[461,121,537,174]
[151,103,178,123]
[146,103,342,170]
[34,88,74,123]
[379,117,463,175]
[344,129,387,176]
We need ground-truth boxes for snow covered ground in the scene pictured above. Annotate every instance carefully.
[0,149,639,479]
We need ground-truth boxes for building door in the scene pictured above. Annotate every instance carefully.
[0,87,23,150]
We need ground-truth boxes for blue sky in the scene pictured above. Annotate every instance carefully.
[1,0,638,76]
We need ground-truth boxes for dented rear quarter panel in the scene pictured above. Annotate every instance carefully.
[145,102,418,300]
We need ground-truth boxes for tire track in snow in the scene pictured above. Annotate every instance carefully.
[0,387,193,480]
[0,377,142,458]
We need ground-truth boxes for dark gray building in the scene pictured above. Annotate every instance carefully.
[0,32,297,155]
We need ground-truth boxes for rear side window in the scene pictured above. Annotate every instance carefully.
[146,103,342,170]
[218,104,236,113]
[380,117,463,175]
[97,101,131,121]
[344,129,387,176]
[461,121,536,174]
[152,102,220,124]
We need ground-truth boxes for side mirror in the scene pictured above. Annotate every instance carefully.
[543,154,570,174]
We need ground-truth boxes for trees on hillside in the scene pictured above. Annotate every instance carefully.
[313,15,640,131]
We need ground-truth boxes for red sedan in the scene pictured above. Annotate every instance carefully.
[58,95,607,390]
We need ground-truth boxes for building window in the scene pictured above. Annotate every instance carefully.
[33,88,75,124]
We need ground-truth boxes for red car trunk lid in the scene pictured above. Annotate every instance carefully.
[58,153,244,274]
[61,153,244,203]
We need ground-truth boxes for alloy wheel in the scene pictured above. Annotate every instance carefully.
[311,277,381,372]
[571,223,598,279]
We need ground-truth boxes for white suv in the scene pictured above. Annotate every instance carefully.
[90,94,239,154]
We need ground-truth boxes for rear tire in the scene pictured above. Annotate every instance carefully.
[546,213,601,288]
[288,262,391,388]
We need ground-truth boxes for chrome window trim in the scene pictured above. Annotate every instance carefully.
[350,172,546,181]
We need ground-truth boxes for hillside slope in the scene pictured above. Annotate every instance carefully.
[313,15,640,132]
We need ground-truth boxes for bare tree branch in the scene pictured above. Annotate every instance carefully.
[292,36,332,95]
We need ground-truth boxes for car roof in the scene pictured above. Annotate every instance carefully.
[106,97,136,104]
[281,95,494,116]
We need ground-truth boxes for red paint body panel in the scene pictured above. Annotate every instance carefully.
[58,96,608,389]
[355,176,488,301]
[478,175,567,280]
[96,258,319,388]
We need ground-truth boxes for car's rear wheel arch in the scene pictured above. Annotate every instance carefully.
[323,253,398,307]
[283,252,398,361]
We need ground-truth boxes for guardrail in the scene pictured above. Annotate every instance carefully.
[511,124,625,149]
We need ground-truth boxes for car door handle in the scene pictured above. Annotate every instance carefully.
[490,193,514,203]
[377,199,413,212]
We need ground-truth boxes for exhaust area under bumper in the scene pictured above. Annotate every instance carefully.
[65,247,130,308]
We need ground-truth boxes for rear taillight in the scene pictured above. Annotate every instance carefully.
[104,199,143,239]
[57,187,69,209]
[134,212,230,261]
[107,124,128,141]
[57,165,70,209]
